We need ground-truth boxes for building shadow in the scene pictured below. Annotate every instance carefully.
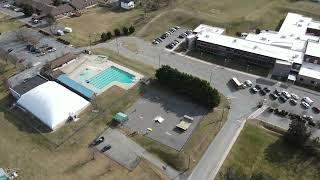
[226,80,237,92]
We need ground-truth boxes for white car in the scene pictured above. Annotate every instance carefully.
[281,91,291,99]
[302,97,314,105]
[291,93,299,100]
[3,4,10,8]
[244,80,253,87]
[301,102,310,109]
[48,48,56,53]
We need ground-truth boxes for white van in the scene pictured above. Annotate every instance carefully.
[302,97,314,105]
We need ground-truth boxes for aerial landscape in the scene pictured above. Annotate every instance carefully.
[0,0,320,180]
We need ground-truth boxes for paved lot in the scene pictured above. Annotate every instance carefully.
[93,36,320,180]
[93,128,180,178]
[94,128,145,170]
[150,27,189,49]
[0,0,49,28]
[125,86,207,151]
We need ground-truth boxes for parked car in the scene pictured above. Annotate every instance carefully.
[279,96,287,102]
[101,144,112,152]
[174,26,180,30]
[91,137,104,146]
[48,48,56,53]
[274,89,281,96]
[244,80,253,87]
[263,87,271,93]
[281,91,291,99]
[302,97,314,105]
[255,85,261,90]
[259,89,266,96]
[152,40,159,45]
[250,87,258,94]
[312,107,320,114]
[290,99,297,105]
[301,101,310,109]
[291,93,299,100]
[270,93,278,100]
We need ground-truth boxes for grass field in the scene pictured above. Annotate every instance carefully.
[132,95,229,171]
[217,120,320,180]
[137,0,320,40]
[58,7,143,47]
[0,13,23,32]
[0,55,166,179]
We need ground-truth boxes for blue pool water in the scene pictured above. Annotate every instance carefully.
[88,66,135,89]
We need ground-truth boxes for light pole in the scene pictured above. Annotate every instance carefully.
[116,37,120,54]
[209,69,214,85]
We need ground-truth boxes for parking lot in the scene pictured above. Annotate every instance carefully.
[93,128,145,170]
[151,26,190,50]
[0,28,77,68]
[125,85,207,151]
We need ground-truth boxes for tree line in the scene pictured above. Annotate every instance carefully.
[100,26,135,42]
[155,65,220,109]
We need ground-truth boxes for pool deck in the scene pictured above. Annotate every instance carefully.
[59,54,143,95]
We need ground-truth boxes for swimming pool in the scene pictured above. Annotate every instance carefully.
[88,66,135,89]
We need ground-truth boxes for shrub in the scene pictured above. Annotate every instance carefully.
[100,32,108,42]
[284,119,310,148]
[106,31,112,39]
[268,108,274,113]
[22,4,34,17]
[155,65,220,109]
[114,28,121,36]
[122,26,129,35]
[129,25,135,34]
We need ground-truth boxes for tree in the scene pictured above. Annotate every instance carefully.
[101,32,108,42]
[155,65,220,109]
[223,167,247,180]
[255,28,261,34]
[53,0,62,6]
[129,25,135,34]
[106,32,112,39]
[114,28,121,36]
[122,26,129,35]
[22,4,34,17]
[250,172,275,180]
[284,119,310,148]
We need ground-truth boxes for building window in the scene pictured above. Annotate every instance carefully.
[300,78,303,81]
[311,80,315,84]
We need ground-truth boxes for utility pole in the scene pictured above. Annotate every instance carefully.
[116,37,120,54]
[209,69,214,84]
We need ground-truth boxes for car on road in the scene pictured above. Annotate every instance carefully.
[250,87,258,94]
[255,85,261,90]
[302,97,314,105]
[312,107,320,114]
[270,93,278,100]
[301,101,310,109]
[244,80,252,87]
[291,93,299,100]
[101,144,112,152]
[281,91,291,99]
[290,99,297,105]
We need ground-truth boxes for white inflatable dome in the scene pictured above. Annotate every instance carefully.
[17,81,90,130]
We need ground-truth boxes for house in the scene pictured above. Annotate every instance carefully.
[120,0,134,10]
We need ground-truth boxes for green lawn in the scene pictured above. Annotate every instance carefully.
[217,120,320,180]
[137,0,320,40]
[0,55,164,180]
[58,7,143,47]
[0,13,23,32]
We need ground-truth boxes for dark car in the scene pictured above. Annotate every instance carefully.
[166,44,174,49]
[250,87,258,94]
[92,137,104,146]
[255,85,262,90]
[259,89,266,96]
[308,120,316,127]
[312,107,320,114]
[274,89,281,96]
[101,144,112,152]
[279,96,287,102]
[270,93,278,100]
[263,87,271,93]
[289,99,297,105]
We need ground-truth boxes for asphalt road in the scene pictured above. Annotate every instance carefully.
[93,36,320,180]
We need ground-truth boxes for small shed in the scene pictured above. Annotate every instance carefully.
[113,112,128,123]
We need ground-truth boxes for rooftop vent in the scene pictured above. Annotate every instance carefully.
[260,37,267,41]
[205,35,210,38]
[253,45,258,50]
[280,35,286,39]
[232,39,237,43]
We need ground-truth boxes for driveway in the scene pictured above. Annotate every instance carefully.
[92,36,320,180]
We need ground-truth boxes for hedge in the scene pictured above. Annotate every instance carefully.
[155,65,220,109]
